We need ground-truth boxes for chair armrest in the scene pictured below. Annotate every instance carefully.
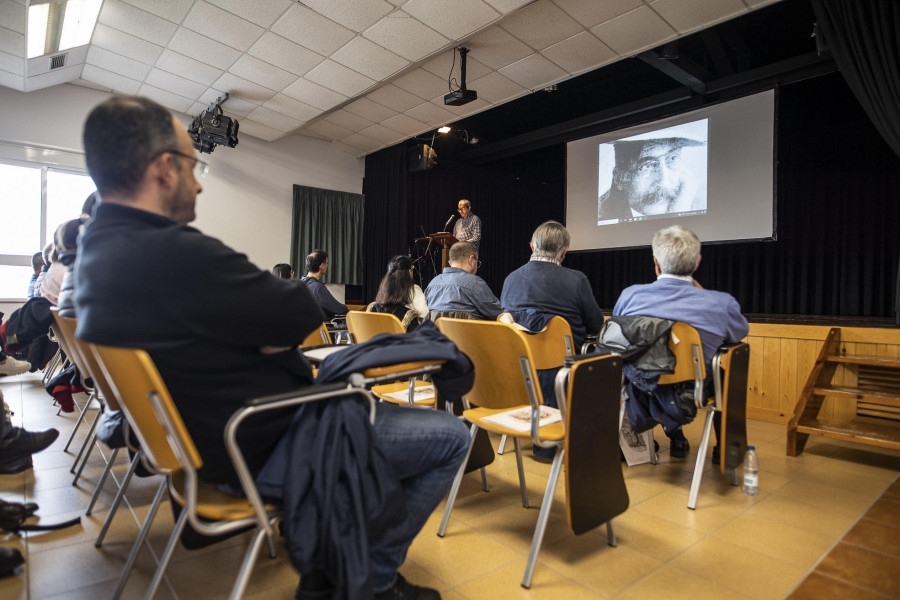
[242,382,350,407]
[563,349,614,367]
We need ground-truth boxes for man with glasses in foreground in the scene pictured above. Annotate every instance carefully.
[424,241,501,321]
[75,96,468,600]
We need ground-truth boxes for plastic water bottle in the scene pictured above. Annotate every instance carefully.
[742,446,759,496]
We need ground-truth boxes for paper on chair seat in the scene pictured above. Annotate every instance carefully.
[382,385,435,403]
[481,406,561,432]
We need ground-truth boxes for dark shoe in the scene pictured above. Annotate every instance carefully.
[296,571,334,600]
[0,428,59,461]
[670,438,690,458]
[0,547,25,577]
[375,574,440,600]
[531,453,553,464]
[711,445,720,466]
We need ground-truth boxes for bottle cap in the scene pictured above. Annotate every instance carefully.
[747,445,755,450]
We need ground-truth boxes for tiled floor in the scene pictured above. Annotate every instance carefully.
[2,370,900,600]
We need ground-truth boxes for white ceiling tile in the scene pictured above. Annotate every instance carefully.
[238,118,283,141]
[155,49,223,86]
[299,0,394,33]
[138,83,193,112]
[540,31,616,74]
[302,119,354,141]
[199,89,258,116]
[498,52,567,89]
[91,23,163,64]
[263,94,321,122]
[421,52,491,85]
[296,129,330,142]
[85,45,152,80]
[281,78,347,110]
[183,1,264,52]
[0,49,24,76]
[71,77,115,92]
[0,25,24,56]
[98,1,178,46]
[363,10,449,62]
[333,140,366,158]
[187,101,208,115]
[120,0,194,24]
[24,64,80,91]
[358,123,404,145]
[745,0,781,6]
[381,113,428,137]
[591,6,677,56]
[0,0,26,33]
[229,55,295,92]
[343,97,398,123]
[205,0,292,28]
[322,110,377,133]
[551,0,643,29]
[366,84,424,112]
[650,0,746,34]
[249,33,323,77]
[0,68,23,90]
[331,37,408,82]
[483,0,534,12]
[466,70,526,103]
[211,72,276,104]
[305,59,376,97]
[465,26,532,70]
[403,0,500,40]
[498,0,583,51]
[406,101,457,124]
[247,105,302,132]
[145,67,208,99]
[340,132,382,152]
[392,68,447,100]
[168,28,241,70]
[82,64,141,94]
[270,4,355,56]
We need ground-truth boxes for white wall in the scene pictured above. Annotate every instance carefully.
[0,84,364,314]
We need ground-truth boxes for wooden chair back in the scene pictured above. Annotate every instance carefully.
[51,312,122,410]
[437,318,539,410]
[520,316,574,370]
[714,343,751,474]
[87,343,202,474]
[658,321,706,385]
[346,310,404,343]
[300,323,331,347]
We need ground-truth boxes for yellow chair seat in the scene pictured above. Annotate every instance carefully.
[372,380,436,406]
[463,406,565,441]
[169,471,278,521]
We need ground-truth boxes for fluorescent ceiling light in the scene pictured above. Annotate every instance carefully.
[27,0,102,59]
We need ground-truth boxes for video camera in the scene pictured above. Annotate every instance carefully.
[188,96,239,154]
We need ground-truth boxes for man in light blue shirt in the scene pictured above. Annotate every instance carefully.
[425,241,501,320]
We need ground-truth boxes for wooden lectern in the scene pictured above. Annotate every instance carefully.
[416,232,458,270]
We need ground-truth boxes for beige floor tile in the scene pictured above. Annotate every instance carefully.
[743,494,860,538]
[670,537,808,600]
[798,459,900,496]
[453,558,605,599]
[616,564,753,600]
[464,500,572,555]
[630,489,749,533]
[539,533,660,596]
[713,514,834,569]
[611,510,705,561]
[774,479,876,515]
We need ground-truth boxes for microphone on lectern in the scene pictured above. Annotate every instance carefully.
[444,214,456,231]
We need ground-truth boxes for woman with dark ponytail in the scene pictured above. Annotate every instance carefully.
[368,255,427,331]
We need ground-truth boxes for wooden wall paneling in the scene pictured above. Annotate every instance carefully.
[761,337,782,410]
[780,337,799,416]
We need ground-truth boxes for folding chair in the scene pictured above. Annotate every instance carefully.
[48,316,99,456]
[436,318,625,588]
[87,342,376,600]
[346,311,436,407]
[299,322,331,348]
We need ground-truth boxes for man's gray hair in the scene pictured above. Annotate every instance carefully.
[449,241,476,265]
[530,220,570,262]
[652,225,701,275]
[458,199,471,208]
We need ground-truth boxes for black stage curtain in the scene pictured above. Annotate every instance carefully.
[362,73,900,318]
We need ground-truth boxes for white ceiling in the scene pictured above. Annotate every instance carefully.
[0,0,781,157]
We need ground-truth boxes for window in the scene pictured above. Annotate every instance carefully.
[0,159,95,300]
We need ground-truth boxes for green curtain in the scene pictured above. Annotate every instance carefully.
[290,184,364,285]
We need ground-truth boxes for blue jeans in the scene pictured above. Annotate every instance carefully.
[369,403,469,590]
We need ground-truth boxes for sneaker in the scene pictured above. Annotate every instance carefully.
[670,438,690,458]
[375,574,440,600]
[0,357,30,377]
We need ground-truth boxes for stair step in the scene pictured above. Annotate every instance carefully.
[795,418,900,450]
[826,354,900,368]
[812,386,900,406]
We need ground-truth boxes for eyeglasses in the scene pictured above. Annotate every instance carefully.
[471,256,482,268]
[153,149,209,179]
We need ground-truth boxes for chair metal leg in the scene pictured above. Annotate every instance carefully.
[521,447,564,589]
[606,520,617,547]
[63,391,97,452]
[42,350,62,386]
[649,429,658,465]
[72,432,99,484]
[86,447,119,515]
[70,408,101,474]
[513,438,529,508]
[96,451,142,547]
[228,526,272,600]
[144,492,189,600]
[111,478,167,600]
[687,409,716,510]
[437,424,478,537]
[497,434,507,455]
[480,467,489,492]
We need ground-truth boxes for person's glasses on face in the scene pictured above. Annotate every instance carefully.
[471,256,481,268]
[158,149,209,179]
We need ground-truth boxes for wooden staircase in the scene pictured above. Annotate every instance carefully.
[787,327,900,456]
